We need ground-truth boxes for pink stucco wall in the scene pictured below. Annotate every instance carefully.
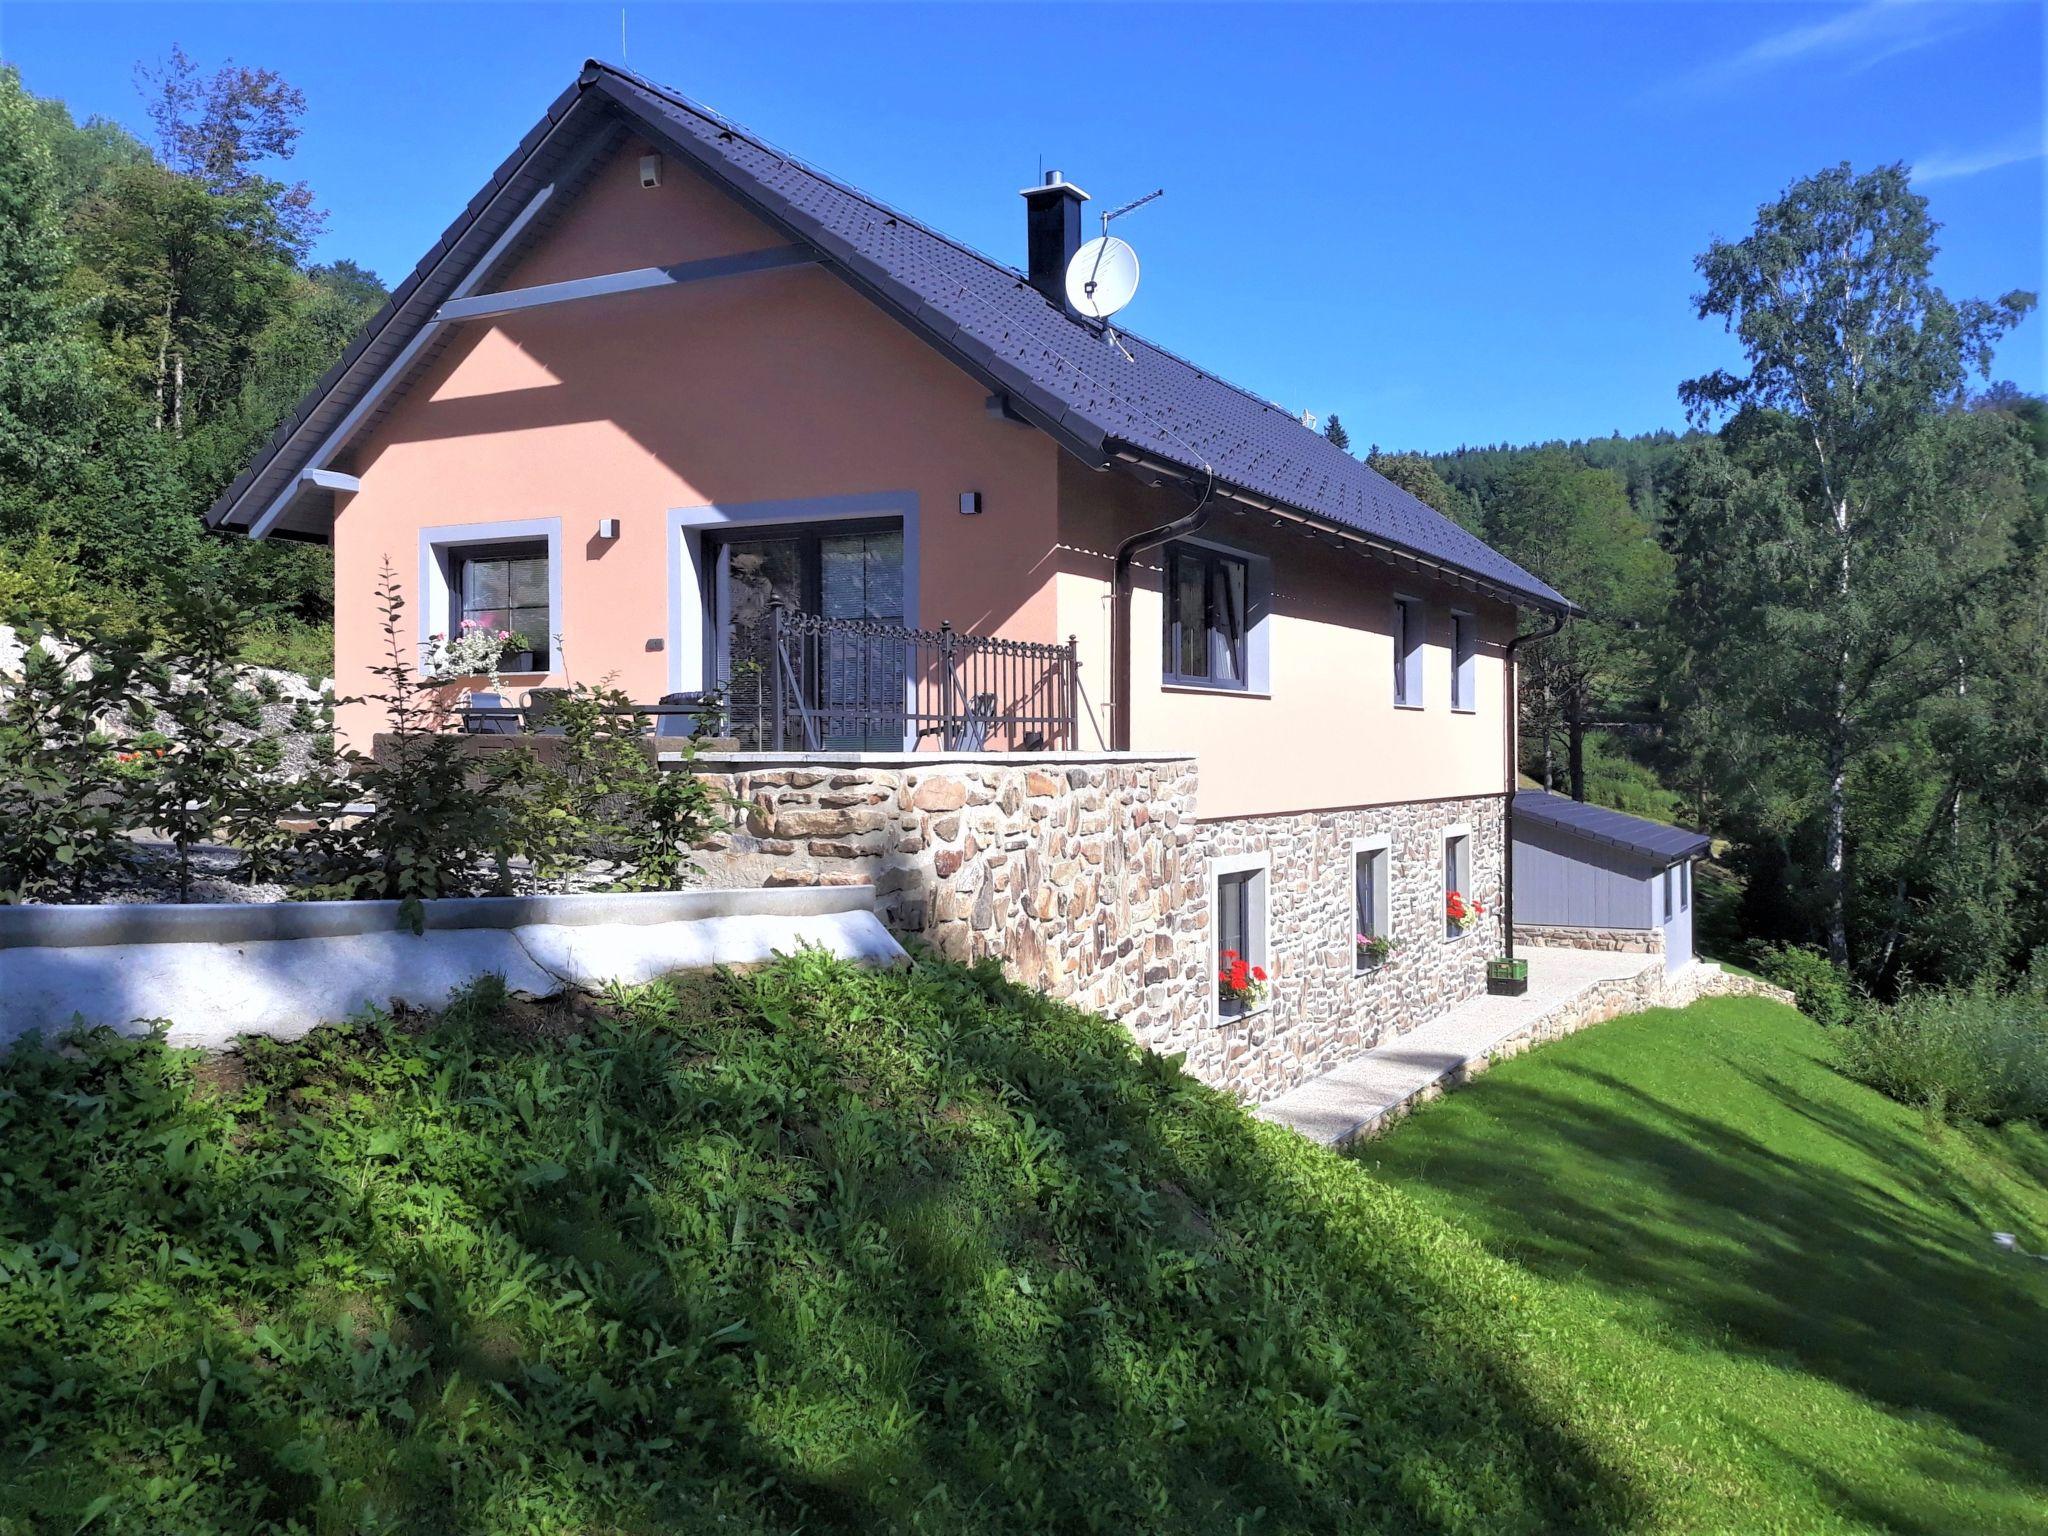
[327,135,1516,823]
[329,138,1062,747]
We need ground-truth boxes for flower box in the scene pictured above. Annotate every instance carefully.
[1355,932,1397,970]
[1218,948,1268,1016]
[1486,957,1528,996]
[1446,889,1485,939]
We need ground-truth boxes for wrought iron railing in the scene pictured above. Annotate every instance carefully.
[721,602,1079,753]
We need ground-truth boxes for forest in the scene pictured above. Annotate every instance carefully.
[2,53,2042,999]
[0,53,383,679]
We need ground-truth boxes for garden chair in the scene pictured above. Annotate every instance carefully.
[953,693,997,752]
[461,690,521,735]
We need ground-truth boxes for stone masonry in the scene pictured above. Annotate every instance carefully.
[1512,922,1664,955]
[1198,795,1507,1102]
[682,752,1511,1105]
[687,754,1211,1060]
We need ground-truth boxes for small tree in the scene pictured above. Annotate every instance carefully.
[1323,413,1351,452]
[0,630,145,901]
[297,561,527,929]
[514,681,726,892]
[137,575,265,902]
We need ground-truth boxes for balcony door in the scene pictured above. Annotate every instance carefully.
[708,520,905,749]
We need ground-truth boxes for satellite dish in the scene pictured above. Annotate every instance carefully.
[1065,235,1140,320]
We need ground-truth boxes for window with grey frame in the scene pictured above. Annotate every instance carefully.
[1450,611,1476,711]
[1216,866,1265,1018]
[1354,845,1391,967]
[455,542,551,669]
[1444,832,1471,938]
[1163,543,1249,688]
[1394,597,1425,707]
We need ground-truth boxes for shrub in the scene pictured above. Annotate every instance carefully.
[135,578,270,902]
[1836,988,2048,1124]
[1754,942,1856,1028]
[234,616,333,682]
[513,680,729,891]
[0,628,145,901]
[295,562,529,927]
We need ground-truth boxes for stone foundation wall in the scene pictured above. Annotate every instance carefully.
[1194,795,1506,1101]
[681,754,1510,1105]
[1514,922,1664,954]
[687,754,1209,1053]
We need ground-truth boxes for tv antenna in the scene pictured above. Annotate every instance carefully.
[1063,187,1162,356]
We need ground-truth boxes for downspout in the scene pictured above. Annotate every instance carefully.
[1109,463,1216,751]
[1502,608,1567,960]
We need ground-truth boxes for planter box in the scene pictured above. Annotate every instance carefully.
[1486,957,1529,996]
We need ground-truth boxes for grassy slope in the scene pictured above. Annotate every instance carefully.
[0,956,1661,1535]
[1359,996,2048,1535]
[2,966,2041,1533]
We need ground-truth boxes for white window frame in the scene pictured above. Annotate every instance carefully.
[1394,595,1426,709]
[1352,834,1392,971]
[1450,607,1477,713]
[1442,823,1473,941]
[418,516,564,670]
[1211,849,1271,1021]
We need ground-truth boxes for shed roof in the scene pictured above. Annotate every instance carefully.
[206,62,1574,615]
[1513,790,1711,865]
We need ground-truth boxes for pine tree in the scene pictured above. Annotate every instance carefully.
[1323,413,1351,452]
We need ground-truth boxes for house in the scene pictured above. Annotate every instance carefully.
[1511,791,1710,972]
[208,62,1577,1102]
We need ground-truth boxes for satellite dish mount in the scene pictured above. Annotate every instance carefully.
[1063,187,1164,352]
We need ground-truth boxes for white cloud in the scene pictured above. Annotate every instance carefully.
[1912,131,2048,184]
[1674,1,1975,96]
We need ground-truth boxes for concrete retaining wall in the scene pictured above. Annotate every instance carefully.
[0,887,905,1051]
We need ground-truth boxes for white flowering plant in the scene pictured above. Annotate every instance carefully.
[422,619,533,694]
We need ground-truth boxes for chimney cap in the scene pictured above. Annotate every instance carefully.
[1020,169,1089,200]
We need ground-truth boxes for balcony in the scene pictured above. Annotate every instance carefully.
[719,602,1080,754]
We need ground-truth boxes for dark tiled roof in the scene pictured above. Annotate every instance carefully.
[1514,790,1711,864]
[211,62,1573,613]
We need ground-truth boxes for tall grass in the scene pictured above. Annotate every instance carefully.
[1836,988,2048,1124]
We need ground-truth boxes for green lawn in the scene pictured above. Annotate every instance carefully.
[2,966,2041,1533]
[1358,995,2048,1535]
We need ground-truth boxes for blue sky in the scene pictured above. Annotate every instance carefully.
[3,1,2041,452]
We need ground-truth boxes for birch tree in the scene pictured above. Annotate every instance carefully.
[1678,163,2033,967]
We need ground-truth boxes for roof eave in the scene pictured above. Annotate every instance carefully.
[206,73,611,537]
[1103,442,1579,617]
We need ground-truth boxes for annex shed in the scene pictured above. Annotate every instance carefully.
[1512,791,1711,970]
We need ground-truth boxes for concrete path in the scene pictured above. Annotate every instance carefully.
[1256,946,1667,1147]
